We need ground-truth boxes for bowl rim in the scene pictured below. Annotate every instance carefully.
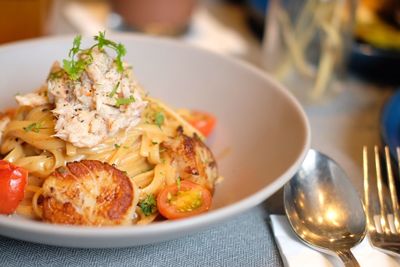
[0,33,311,239]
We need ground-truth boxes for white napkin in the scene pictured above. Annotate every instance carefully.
[270,215,400,267]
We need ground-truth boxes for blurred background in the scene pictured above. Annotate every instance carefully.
[0,0,399,100]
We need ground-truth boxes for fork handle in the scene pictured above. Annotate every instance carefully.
[336,250,360,267]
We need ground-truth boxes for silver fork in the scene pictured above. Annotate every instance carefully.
[363,146,400,256]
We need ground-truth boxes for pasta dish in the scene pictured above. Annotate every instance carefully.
[0,33,221,226]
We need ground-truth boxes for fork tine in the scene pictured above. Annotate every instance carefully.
[385,146,400,233]
[397,147,400,166]
[375,146,391,234]
[364,146,400,257]
[397,147,400,180]
[363,146,374,232]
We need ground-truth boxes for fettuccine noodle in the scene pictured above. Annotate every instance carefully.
[2,98,205,225]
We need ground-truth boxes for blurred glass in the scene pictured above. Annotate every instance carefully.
[262,0,355,104]
[0,0,53,44]
[110,0,197,36]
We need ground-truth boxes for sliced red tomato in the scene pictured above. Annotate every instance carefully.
[0,160,28,214]
[186,111,216,137]
[157,180,212,220]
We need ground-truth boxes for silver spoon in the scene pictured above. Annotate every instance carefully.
[284,149,366,267]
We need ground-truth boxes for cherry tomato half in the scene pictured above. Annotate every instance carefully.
[186,111,216,137]
[0,160,28,214]
[157,180,212,220]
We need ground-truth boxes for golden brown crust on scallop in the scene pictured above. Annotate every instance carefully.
[162,129,218,191]
[42,198,86,225]
[42,160,135,226]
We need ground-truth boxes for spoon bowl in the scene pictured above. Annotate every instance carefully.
[284,149,366,266]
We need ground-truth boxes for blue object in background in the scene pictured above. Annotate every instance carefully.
[349,43,400,85]
[246,0,269,39]
[380,89,400,161]
[247,0,269,16]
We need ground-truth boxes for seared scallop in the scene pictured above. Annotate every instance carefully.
[162,128,218,191]
[42,160,135,226]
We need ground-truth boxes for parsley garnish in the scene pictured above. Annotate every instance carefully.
[70,35,82,56]
[94,31,127,72]
[155,112,165,128]
[115,95,135,107]
[23,122,44,133]
[62,32,127,81]
[108,81,120,97]
[114,144,121,149]
[62,35,93,80]
[139,194,157,216]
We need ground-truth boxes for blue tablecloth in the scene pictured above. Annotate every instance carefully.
[0,206,283,267]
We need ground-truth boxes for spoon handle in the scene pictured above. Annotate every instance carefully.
[336,250,360,267]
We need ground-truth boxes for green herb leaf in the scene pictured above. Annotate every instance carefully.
[62,32,128,80]
[63,58,90,81]
[139,194,157,216]
[177,176,181,190]
[94,31,107,49]
[62,35,93,81]
[108,81,120,98]
[62,59,74,77]
[114,144,121,149]
[115,43,127,72]
[93,31,127,73]
[154,112,165,128]
[115,95,135,107]
[23,122,43,133]
[70,35,82,57]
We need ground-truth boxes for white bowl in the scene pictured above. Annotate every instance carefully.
[0,33,310,248]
